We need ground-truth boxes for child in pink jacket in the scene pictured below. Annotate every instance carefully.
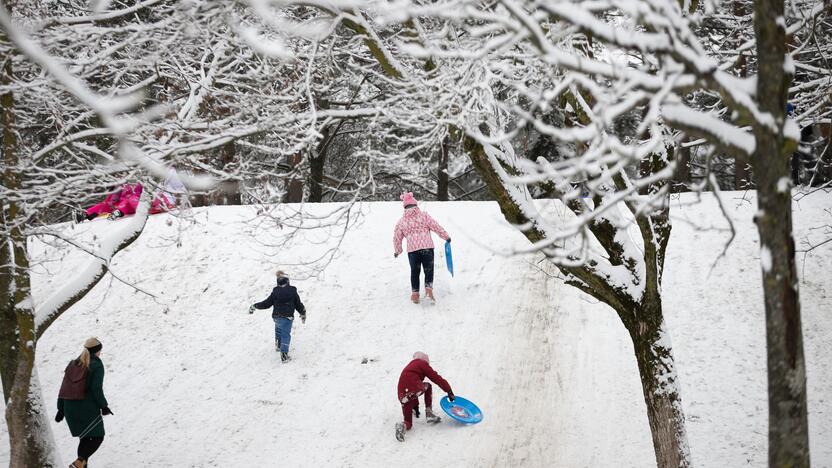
[393,192,450,303]
[77,183,142,222]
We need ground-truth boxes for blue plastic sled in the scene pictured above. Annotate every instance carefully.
[440,396,483,424]
[445,241,454,277]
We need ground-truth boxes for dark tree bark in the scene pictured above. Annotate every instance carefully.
[284,153,304,203]
[308,96,333,203]
[752,0,811,464]
[1,21,18,403]
[437,134,451,201]
[217,143,241,205]
[308,124,329,203]
[733,0,756,191]
[629,304,689,468]
[673,143,692,192]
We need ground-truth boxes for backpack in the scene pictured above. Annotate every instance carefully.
[58,360,88,400]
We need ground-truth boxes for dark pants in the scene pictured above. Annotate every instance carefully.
[78,436,104,461]
[407,248,434,292]
[400,382,432,429]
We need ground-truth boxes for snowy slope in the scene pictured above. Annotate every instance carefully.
[1,193,831,467]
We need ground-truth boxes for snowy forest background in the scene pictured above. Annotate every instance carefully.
[1,0,831,467]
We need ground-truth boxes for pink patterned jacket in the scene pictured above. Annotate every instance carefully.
[393,207,450,255]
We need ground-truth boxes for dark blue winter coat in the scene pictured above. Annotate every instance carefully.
[254,282,306,319]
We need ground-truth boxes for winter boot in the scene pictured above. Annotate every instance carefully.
[410,291,420,304]
[281,352,291,363]
[395,422,406,442]
[425,287,435,303]
[425,408,441,424]
[73,210,86,224]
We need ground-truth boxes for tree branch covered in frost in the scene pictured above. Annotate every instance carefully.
[33,198,150,338]
[0,4,146,136]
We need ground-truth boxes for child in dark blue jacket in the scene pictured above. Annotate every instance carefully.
[250,271,306,363]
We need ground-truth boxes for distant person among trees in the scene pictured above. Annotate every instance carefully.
[395,352,455,442]
[249,271,307,363]
[55,337,113,468]
[393,192,451,304]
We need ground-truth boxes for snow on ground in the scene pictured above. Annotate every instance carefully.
[1,192,831,467]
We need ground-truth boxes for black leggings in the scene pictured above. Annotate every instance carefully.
[78,436,104,461]
[407,248,434,291]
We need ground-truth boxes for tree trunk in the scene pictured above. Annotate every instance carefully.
[673,143,692,193]
[732,0,755,191]
[0,223,14,401]
[437,134,450,201]
[1,51,59,461]
[217,143,241,205]
[5,357,60,468]
[284,153,304,203]
[1,19,18,402]
[752,0,811,463]
[755,175,811,467]
[308,126,330,203]
[629,311,691,468]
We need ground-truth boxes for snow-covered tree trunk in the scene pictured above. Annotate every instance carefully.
[284,153,304,203]
[1,16,152,461]
[437,134,451,201]
[5,355,60,468]
[1,25,59,461]
[464,134,691,467]
[0,22,17,401]
[752,0,811,463]
[309,134,328,203]
[0,207,59,467]
[630,313,690,468]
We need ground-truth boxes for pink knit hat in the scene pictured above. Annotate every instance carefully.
[400,192,418,207]
[413,351,429,363]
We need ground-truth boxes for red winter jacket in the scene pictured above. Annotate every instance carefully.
[397,359,452,402]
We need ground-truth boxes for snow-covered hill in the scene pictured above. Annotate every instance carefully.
[2,193,831,467]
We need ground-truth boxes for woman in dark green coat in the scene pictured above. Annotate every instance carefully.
[56,337,113,468]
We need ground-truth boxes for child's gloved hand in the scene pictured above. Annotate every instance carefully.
[301,314,306,324]
[447,390,455,402]
[248,305,255,314]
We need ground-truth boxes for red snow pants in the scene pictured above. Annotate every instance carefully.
[400,382,432,430]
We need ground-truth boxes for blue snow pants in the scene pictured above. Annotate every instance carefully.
[273,317,294,353]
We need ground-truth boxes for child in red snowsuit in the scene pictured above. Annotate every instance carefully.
[395,352,454,442]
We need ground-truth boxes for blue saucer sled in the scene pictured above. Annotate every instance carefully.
[444,241,454,277]
[440,396,483,424]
